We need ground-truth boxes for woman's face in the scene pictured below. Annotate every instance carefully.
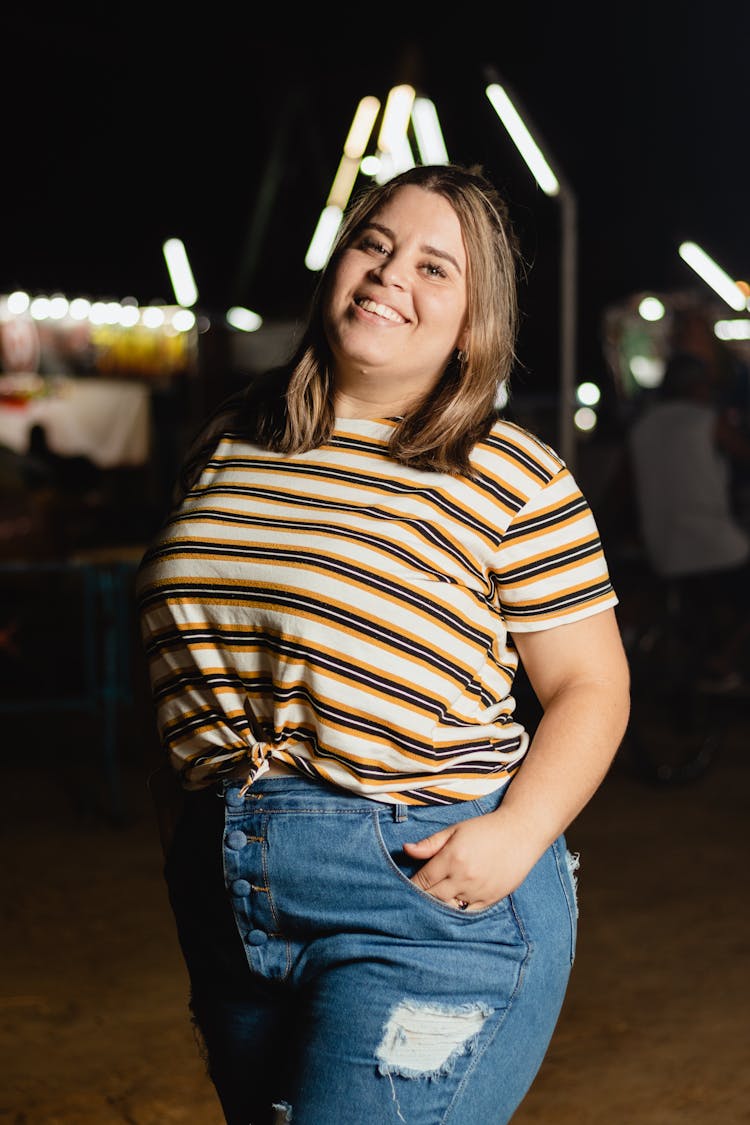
[323,185,469,405]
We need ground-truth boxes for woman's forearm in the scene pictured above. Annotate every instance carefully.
[492,677,631,867]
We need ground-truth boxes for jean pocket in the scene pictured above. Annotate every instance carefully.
[372,807,515,922]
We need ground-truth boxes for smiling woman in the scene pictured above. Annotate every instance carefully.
[136,163,630,1125]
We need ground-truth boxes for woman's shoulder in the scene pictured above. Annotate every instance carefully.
[473,415,566,478]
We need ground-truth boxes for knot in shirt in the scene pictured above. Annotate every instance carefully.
[238,741,274,796]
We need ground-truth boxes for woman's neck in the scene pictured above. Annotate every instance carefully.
[332,389,414,420]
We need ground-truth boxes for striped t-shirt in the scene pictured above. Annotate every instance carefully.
[137,416,617,805]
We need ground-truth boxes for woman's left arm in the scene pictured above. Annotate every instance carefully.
[405,609,631,909]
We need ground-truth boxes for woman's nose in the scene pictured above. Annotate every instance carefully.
[372,255,406,288]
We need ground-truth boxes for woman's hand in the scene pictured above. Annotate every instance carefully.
[403,809,537,911]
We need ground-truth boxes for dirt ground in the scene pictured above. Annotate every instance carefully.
[2,696,749,1125]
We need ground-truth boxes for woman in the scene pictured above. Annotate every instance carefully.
[138,163,630,1124]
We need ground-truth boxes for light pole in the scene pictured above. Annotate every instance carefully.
[485,73,578,471]
[678,241,747,312]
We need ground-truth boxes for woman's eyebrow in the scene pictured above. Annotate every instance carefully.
[363,222,462,275]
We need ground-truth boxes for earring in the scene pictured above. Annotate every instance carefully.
[457,349,467,363]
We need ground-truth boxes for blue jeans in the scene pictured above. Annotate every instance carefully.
[164,774,579,1124]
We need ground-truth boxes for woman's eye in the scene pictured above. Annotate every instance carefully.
[424,263,447,278]
[361,237,388,254]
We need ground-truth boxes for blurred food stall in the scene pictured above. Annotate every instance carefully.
[0,292,204,553]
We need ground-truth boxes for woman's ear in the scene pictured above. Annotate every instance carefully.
[457,325,470,356]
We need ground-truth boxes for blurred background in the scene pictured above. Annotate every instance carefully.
[4,16,750,748]
[2,15,750,1123]
[2,17,749,544]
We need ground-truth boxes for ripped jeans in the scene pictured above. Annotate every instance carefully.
[164,774,579,1125]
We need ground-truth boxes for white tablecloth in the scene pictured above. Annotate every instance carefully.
[0,376,152,468]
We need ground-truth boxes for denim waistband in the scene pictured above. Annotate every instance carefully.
[209,770,508,825]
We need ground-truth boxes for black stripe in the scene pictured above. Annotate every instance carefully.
[506,580,614,617]
[496,537,604,582]
[482,434,558,483]
[502,496,588,540]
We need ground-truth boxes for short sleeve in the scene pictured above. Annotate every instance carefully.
[492,466,618,632]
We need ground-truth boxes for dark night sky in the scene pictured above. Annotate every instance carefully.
[3,12,749,395]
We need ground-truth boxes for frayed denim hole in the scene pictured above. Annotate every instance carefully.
[187,992,211,1075]
[565,849,580,918]
[376,999,493,1080]
[551,839,579,965]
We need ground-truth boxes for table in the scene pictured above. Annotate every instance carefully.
[0,375,152,468]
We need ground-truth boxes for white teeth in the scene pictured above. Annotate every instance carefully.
[355,298,406,324]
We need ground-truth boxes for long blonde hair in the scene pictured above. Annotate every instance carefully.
[205,165,521,481]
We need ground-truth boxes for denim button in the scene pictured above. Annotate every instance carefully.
[225,787,244,807]
[246,929,268,946]
[226,830,248,850]
[231,879,252,896]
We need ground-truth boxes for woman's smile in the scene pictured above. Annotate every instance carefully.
[352,296,409,325]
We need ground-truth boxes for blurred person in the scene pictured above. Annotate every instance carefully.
[671,305,750,524]
[628,351,750,687]
[137,164,630,1125]
[670,305,748,407]
[26,423,101,494]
